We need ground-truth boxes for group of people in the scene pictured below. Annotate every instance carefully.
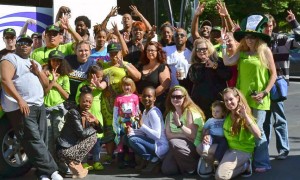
[0,2,298,180]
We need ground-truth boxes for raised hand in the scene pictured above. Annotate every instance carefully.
[216,0,229,17]
[91,74,101,88]
[108,6,119,17]
[111,22,119,35]
[59,14,70,30]
[30,60,40,76]
[286,10,296,22]
[194,2,205,16]
[129,5,142,17]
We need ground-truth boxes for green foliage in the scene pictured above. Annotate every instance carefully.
[156,0,300,33]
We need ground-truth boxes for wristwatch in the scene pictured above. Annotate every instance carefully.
[177,121,183,128]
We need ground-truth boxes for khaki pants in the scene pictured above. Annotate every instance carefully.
[215,149,251,180]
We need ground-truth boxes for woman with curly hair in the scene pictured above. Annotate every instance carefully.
[125,41,171,113]
[161,85,205,175]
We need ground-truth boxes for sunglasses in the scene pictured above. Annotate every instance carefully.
[195,48,208,52]
[16,41,32,46]
[171,95,185,100]
[245,35,256,39]
[175,33,186,38]
[47,31,59,37]
[4,36,15,39]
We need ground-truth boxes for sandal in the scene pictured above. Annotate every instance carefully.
[254,167,267,173]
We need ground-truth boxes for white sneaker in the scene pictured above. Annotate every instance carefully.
[51,171,63,180]
[39,175,50,180]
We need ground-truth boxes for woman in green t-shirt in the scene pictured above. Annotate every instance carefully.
[161,85,205,175]
[208,87,261,179]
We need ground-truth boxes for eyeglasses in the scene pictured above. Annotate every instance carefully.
[4,36,15,40]
[16,41,32,46]
[196,48,208,52]
[245,35,256,39]
[146,49,157,53]
[175,33,186,38]
[47,31,59,37]
[171,95,185,100]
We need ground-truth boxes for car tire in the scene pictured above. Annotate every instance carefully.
[0,116,32,178]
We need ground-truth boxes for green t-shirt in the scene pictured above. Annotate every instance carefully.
[44,75,70,107]
[76,80,104,138]
[31,43,74,66]
[167,108,204,146]
[223,114,256,153]
[236,52,270,110]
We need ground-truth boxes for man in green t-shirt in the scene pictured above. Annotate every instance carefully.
[31,18,83,66]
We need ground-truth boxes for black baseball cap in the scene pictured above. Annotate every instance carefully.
[200,20,212,28]
[3,28,16,36]
[49,50,65,60]
[16,35,33,44]
[107,42,122,53]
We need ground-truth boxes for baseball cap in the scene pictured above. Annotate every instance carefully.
[16,35,33,44]
[45,25,60,32]
[107,42,122,53]
[49,50,65,60]
[200,20,212,28]
[3,28,16,36]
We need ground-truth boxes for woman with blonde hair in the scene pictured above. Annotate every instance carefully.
[179,38,231,118]
[222,14,277,173]
[161,85,205,175]
[199,87,261,179]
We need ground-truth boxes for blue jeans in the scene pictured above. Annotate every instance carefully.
[264,101,289,155]
[6,105,58,176]
[252,109,271,169]
[92,138,102,161]
[125,135,156,160]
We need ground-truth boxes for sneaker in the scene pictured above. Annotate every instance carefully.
[82,163,94,170]
[50,171,63,180]
[151,156,159,163]
[93,162,104,170]
[241,159,252,178]
[102,155,113,165]
[276,152,288,160]
[38,175,50,180]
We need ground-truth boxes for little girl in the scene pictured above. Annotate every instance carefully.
[75,65,107,171]
[44,50,72,162]
[113,76,139,169]
[200,100,228,166]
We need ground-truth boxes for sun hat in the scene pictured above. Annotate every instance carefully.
[233,14,271,43]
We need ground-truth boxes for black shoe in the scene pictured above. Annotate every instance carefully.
[276,152,288,160]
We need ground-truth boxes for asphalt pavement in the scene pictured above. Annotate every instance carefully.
[9,81,300,180]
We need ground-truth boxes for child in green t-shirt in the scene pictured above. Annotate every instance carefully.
[43,50,73,162]
[75,65,107,171]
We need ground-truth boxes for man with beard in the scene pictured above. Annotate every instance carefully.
[191,3,212,41]
[0,28,16,59]
[163,28,191,87]
[0,35,63,180]
[31,16,82,66]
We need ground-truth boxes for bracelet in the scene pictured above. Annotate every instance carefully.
[212,62,218,69]
[221,44,227,49]
[262,90,268,97]
[177,121,183,128]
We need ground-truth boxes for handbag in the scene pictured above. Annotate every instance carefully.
[270,76,288,102]
[197,157,213,178]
